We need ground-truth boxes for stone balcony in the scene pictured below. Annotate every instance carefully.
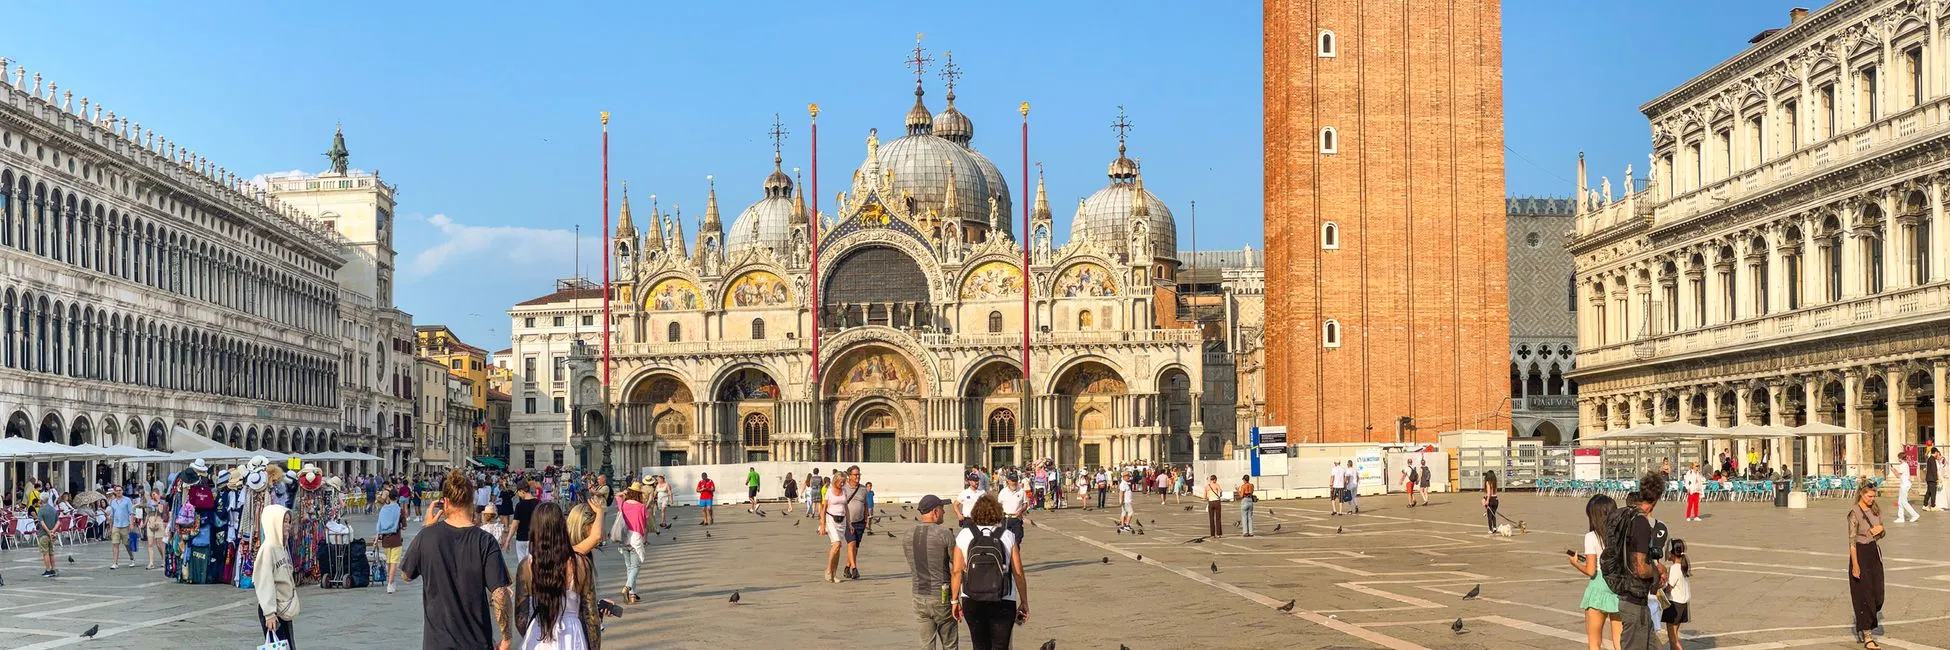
[1576,280,1950,371]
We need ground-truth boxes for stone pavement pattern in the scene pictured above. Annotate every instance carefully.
[0,493,1944,648]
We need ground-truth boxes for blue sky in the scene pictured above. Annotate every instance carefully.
[5,1,1813,347]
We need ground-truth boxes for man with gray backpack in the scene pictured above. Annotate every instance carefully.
[1600,472,1670,649]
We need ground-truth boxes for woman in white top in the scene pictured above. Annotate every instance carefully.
[1662,539,1693,650]
[951,494,1028,650]
[1683,464,1707,522]
[819,474,850,583]
[1572,494,1621,650]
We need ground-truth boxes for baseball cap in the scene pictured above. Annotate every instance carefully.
[917,494,946,515]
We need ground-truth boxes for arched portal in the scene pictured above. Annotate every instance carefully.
[826,345,925,463]
[716,368,779,464]
[1159,367,1193,461]
[962,360,1023,465]
[625,372,696,468]
[146,421,167,453]
[1055,360,1126,468]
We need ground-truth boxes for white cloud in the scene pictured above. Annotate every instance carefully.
[407,213,591,279]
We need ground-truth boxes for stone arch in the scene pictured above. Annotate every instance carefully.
[101,417,120,449]
[962,357,1026,459]
[1043,354,1128,396]
[1535,421,1563,446]
[821,243,934,328]
[1158,365,1194,459]
[146,420,167,452]
[37,411,62,443]
[1055,359,1127,465]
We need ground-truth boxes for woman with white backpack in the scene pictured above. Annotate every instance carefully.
[951,494,1029,650]
[612,483,650,605]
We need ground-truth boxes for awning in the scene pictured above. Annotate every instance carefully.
[471,456,507,469]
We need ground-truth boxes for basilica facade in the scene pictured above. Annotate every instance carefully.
[589,75,1204,471]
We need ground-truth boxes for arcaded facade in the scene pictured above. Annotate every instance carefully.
[1263,0,1510,443]
[570,57,1205,472]
[1571,1,1950,472]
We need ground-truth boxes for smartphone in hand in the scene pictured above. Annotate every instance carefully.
[1564,549,1577,557]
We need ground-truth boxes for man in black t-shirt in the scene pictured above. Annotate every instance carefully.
[402,470,514,650]
[1617,472,1668,650]
[510,482,540,565]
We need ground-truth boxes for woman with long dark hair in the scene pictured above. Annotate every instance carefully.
[516,502,596,650]
[1573,494,1620,650]
[1848,484,1886,650]
[1482,471,1501,534]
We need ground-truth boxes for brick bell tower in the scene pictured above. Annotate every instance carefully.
[1263,0,1510,443]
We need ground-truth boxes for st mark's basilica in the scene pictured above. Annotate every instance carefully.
[583,54,1207,471]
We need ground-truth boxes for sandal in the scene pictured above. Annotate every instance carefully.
[1864,641,1880,650]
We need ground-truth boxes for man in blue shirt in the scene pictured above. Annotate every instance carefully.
[106,487,135,569]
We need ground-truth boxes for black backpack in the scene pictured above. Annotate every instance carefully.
[1599,508,1646,598]
[963,526,1012,602]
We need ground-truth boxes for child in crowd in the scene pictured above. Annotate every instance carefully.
[1662,539,1693,650]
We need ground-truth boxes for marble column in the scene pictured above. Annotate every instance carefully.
[1843,370,1863,471]
[1886,366,1908,466]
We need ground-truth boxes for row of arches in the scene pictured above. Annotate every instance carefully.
[1,286,337,407]
[607,347,1198,468]
[0,168,337,335]
[1,410,344,455]
[1509,362,1577,398]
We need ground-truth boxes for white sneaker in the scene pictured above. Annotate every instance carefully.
[386,583,397,594]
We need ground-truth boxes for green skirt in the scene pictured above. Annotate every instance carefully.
[1581,572,1620,613]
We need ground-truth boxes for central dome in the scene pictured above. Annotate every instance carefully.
[872,135,1012,234]
[726,156,803,256]
[858,82,1012,235]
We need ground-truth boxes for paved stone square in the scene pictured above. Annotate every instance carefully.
[0,491,1944,649]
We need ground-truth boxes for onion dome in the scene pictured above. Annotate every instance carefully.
[728,155,798,256]
[1070,150,1177,261]
[934,90,972,145]
[904,83,933,136]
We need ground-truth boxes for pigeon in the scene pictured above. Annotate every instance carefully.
[1183,505,1194,511]
[1336,526,1343,534]
[1277,599,1296,612]
[66,556,74,564]
[904,505,913,511]
[794,520,800,527]
[0,574,6,586]
[1451,618,1465,634]
[1210,562,1219,573]
[755,510,767,518]
[80,625,97,638]
[1102,556,1110,564]
[729,591,741,604]
[1462,584,1480,600]
[1121,645,1131,650]
[1274,524,1282,532]
[1188,537,1207,544]
[899,514,907,520]
[1267,508,1274,516]
[706,531,713,538]
[1041,640,1056,650]
[885,531,895,538]
[1136,554,1142,561]
[1150,519,1156,526]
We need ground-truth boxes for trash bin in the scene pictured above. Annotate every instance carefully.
[1773,479,1791,507]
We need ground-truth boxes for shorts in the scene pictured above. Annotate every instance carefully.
[1005,518,1025,542]
[748,487,760,500]
[1120,501,1133,518]
[146,523,166,539]
[111,527,129,545]
[1660,602,1690,625]
[699,499,714,508]
[37,534,53,554]
[826,519,846,543]
[382,545,405,565]
[847,521,867,544]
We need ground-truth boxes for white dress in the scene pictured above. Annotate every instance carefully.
[520,593,589,650]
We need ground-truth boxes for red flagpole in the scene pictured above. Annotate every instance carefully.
[1020,102,1031,459]
[809,104,822,460]
[600,112,612,387]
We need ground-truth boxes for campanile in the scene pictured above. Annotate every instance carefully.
[1263,0,1509,443]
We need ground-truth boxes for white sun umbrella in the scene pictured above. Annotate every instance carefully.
[0,438,95,460]
[1724,422,1796,439]
[102,445,173,462]
[1791,421,1862,437]
[1633,421,1720,440]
